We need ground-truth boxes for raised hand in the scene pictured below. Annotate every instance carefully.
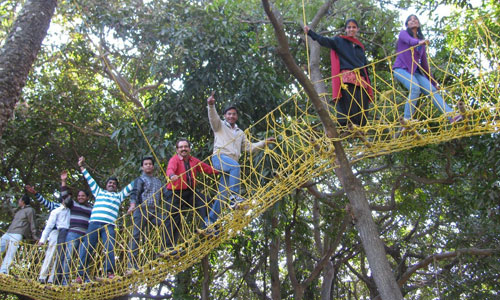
[60,170,68,182]
[265,137,276,145]
[207,91,215,105]
[127,203,136,215]
[78,156,85,168]
[25,185,37,194]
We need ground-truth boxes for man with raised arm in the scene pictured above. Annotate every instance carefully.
[26,171,93,285]
[75,156,133,283]
[202,92,274,235]
[126,156,164,273]
[0,195,37,275]
[161,138,218,256]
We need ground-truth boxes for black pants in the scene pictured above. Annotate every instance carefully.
[52,228,68,284]
[128,204,164,268]
[163,189,209,250]
[336,83,370,127]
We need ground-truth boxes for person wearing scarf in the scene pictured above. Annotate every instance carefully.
[305,19,373,127]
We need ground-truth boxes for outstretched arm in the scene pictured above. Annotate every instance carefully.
[120,180,135,199]
[397,30,421,47]
[304,26,338,50]
[25,185,60,211]
[243,135,276,153]
[196,159,219,175]
[78,156,101,197]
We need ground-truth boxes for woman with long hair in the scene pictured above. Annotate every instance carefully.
[304,19,373,127]
[393,14,462,124]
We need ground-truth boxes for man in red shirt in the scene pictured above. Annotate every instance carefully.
[161,138,218,257]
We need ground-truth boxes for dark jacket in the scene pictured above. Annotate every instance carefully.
[307,29,368,71]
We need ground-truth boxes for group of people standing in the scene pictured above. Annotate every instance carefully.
[304,14,464,130]
[0,14,459,285]
[0,96,274,284]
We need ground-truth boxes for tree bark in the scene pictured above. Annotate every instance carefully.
[320,262,335,300]
[269,213,281,300]
[261,1,403,299]
[0,0,57,136]
[201,256,210,300]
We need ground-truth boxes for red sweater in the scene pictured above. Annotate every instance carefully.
[166,155,218,190]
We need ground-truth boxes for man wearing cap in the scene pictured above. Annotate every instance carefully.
[0,194,38,274]
[202,92,274,232]
[75,156,134,282]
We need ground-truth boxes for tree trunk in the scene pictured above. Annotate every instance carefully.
[269,213,281,300]
[0,0,57,136]
[201,256,210,300]
[320,261,335,300]
[261,1,403,299]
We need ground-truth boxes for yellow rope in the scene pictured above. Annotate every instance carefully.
[0,11,497,300]
[302,0,311,77]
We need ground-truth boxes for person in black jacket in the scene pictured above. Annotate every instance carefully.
[304,19,373,127]
[126,157,164,272]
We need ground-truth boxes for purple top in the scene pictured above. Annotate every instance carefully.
[393,29,436,87]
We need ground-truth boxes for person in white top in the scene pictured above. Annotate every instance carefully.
[38,189,72,284]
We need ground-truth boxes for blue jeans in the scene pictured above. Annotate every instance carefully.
[394,68,452,120]
[203,154,240,226]
[61,231,84,285]
[77,222,116,278]
[0,233,22,274]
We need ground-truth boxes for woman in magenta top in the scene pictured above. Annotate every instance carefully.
[393,15,462,123]
[304,19,373,127]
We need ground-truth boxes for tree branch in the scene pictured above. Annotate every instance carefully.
[398,248,497,287]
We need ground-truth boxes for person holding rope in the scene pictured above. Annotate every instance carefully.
[200,92,275,236]
[304,19,373,128]
[162,139,218,251]
[393,14,463,125]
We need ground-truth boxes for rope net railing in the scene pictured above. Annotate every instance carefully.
[0,14,498,300]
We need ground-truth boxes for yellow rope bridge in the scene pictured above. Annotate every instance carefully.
[0,15,498,300]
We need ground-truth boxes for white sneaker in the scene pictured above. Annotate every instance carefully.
[230,195,248,210]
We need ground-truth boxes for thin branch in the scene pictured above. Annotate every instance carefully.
[398,248,497,286]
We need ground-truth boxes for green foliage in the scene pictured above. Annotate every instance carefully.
[1,0,499,299]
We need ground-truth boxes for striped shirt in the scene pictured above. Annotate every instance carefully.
[35,193,60,211]
[61,186,93,235]
[82,168,133,224]
[35,189,93,236]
